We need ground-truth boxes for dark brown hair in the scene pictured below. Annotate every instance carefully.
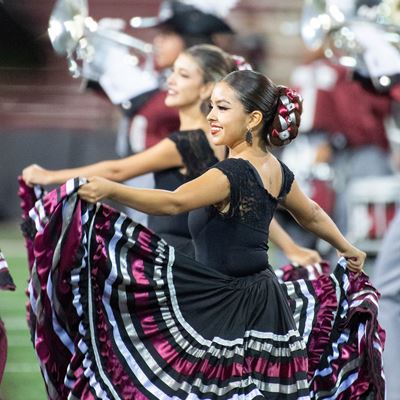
[184,44,239,114]
[184,44,238,84]
[222,70,303,147]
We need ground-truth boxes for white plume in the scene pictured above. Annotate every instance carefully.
[179,0,239,17]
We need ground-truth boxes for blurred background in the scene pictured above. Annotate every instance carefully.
[0,2,308,398]
[0,0,306,220]
[0,0,399,398]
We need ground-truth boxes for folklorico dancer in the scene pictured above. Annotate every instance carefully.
[19,69,384,399]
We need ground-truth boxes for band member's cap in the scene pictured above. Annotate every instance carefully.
[130,0,234,36]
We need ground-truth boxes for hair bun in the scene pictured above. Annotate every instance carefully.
[269,86,303,147]
[232,55,253,71]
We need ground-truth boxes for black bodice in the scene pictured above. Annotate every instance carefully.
[188,158,294,277]
[147,129,218,246]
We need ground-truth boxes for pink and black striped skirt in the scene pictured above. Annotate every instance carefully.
[19,179,385,400]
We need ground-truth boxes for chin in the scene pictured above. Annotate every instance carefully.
[211,135,225,146]
[165,97,178,107]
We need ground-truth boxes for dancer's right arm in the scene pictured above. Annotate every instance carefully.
[22,138,184,186]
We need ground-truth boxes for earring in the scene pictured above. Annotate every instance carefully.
[245,129,253,145]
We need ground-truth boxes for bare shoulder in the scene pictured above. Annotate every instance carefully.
[258,154,284,198]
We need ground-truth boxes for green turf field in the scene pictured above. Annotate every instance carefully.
[0,221,46,399]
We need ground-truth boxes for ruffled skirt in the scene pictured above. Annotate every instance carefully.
[19,179,385,400]
[0,250,15,383]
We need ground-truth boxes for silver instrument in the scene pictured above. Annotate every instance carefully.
[301,0,400,90]
[47,0,157,103]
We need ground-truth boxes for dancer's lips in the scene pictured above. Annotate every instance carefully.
[167,88,178,96]
[210,123,222,135]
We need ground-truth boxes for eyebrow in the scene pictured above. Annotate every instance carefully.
[173,66,190,73]
[212,99,232,105]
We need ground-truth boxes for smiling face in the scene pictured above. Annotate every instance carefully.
[165,53,209,109]
[207,81,252,147]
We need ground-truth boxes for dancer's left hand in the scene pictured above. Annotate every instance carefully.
[338,245,366,274]
[78,176,114,203]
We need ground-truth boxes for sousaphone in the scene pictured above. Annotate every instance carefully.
[47,0,157,103]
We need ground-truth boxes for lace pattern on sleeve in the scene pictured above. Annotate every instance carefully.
[169,130,218,180]
[212,158,276,231]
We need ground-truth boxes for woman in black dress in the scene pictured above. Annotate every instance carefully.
[22,45,320,264]
[35,70,380,399]
[19,69,384,399]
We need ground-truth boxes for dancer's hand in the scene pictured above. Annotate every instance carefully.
[286,245,322,266]
[22,164,49,186]
[338,245,366,274]
[78,176,115,203]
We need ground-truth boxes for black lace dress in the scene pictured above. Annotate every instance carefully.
[148,129,218,256]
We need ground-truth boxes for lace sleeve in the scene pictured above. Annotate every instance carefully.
[213,158,278,230]
[169,130,218,180]
[278,160,295,199]
[212,158,247,218]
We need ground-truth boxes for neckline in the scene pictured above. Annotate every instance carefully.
[235,158,280,201]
